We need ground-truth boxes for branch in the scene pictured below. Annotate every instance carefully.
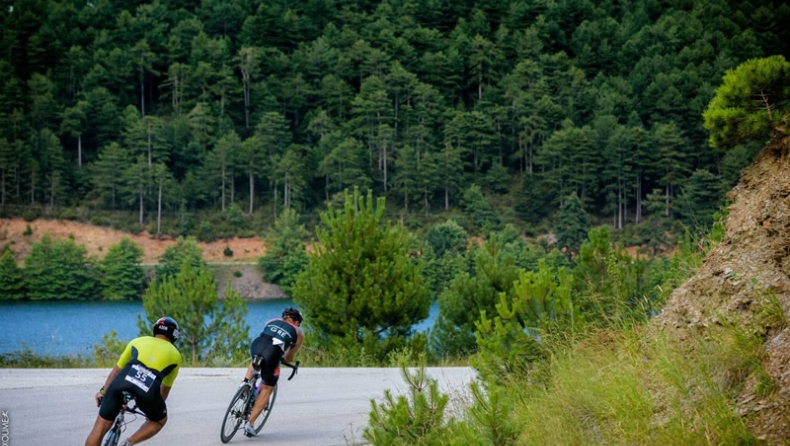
[760,90,773,122]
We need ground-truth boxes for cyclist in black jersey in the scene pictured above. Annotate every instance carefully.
[242,307,304,436]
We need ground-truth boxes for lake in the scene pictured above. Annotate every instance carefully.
[0,299,439,356]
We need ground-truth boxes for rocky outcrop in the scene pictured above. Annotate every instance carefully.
[655,136,790,444]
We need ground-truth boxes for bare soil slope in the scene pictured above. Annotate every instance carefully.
[654,136,790,444]
[0,218,266,263]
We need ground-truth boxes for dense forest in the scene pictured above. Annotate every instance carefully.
[1,0,788,241]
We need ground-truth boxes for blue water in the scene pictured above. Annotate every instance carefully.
[0,299,439,356]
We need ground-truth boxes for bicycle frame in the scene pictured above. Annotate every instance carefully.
[102,392,147,446]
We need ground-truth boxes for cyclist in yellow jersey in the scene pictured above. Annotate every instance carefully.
[85,317,183,446]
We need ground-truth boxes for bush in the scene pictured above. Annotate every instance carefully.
[197,220,214,242]
[223,246,234,257]
[22,207,42,222]
[0,346,90,367]
[92,330,127,367]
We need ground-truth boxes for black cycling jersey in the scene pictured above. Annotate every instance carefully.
[259,318,299,352]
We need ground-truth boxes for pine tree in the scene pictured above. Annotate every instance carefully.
[139,261,249,365]
[0,248,25,300]
[704,55,790,149]
[432,236,521,358]
[99,238,145,301]
[24,234,100,300]
[555,192,591,258]
[258,208,309,295]
[292,188,431,362]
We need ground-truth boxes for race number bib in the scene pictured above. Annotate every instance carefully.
[124,363,157,393]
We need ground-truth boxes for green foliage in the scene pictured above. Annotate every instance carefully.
[638,188,676,256]
[0,249,25,300]
[432,236,522,358]
[138,261,249,365]
[223,246,233,257]
[574,225,651,322]
[91,329,127,367]
[472,259,574,381]
[155,236,206,280]
[223,203,246,229]
[99,238,145,300]
[675,169,724,233]
[293,188,431,363]
[554,192,591,258]
[460,185,500,234]
[425,219,469,258]
[24,233,100,300]
[257,208,309,295]
[364,355,454,446]
[704,55,790,149]
[0,346,90,368]
[461,380,520,445]
[0,0,782,250]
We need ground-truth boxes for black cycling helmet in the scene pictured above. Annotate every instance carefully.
[153,316,180,343]
[282,307,303,324]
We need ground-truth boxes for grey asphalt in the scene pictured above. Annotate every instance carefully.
[0,367,476,446]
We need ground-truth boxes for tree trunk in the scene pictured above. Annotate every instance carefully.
[139,189,144,224]
[157,181,162,237]
[140,66,145,117]
[221,165,226,211]
[248,171,254,214]
[635,173,642,223]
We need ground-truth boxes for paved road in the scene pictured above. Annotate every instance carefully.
[0,367,475,446]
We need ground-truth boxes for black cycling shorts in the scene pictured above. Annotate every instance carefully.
[249,335,284,387]
[99,362,168,422]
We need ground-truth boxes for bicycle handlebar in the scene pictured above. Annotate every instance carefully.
[281,360,300,381]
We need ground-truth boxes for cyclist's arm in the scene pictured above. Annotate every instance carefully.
[160,384,172,401]
[283,329,304,363]
[94,365,121,406]
[102,365,122,391]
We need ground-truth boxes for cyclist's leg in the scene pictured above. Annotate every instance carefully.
[129,390,168,444]
[248,345,281,426]
[86,375,127,446]
[127,417,167,444]
[249,383,275,421]
[84,415,114,446]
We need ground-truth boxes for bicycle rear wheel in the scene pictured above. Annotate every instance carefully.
[252,383,278,434]
[220,385,251,443]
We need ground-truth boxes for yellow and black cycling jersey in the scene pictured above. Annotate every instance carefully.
[117,336,182,387]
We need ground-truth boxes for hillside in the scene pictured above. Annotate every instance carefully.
[0,218,292,298]
[0,218,266,263]
[654,135,790,444]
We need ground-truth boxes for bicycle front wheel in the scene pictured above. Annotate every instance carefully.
[220,385,251,443]
[101,426,121,446]
[252,383,278,434]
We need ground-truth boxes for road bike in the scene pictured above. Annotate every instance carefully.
[102,391,146,446]
[220,359,299,443]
